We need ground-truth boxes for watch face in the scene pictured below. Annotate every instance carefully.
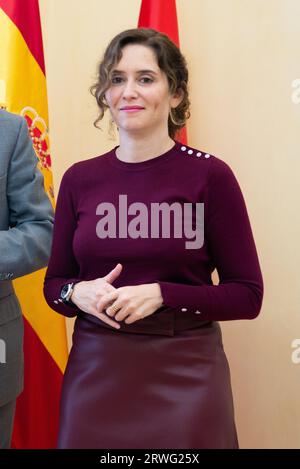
[61,284,71,300]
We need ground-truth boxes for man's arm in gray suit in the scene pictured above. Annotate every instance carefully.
[0,117,54,280]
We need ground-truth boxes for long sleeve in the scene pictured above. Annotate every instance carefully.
[0,117,54,280]
[158,158,264,321]
[43,165,81,317]
[43,142,264,323]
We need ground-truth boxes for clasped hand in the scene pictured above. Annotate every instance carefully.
[71,264,163,329]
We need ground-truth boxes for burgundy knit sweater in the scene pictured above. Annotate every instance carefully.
[43,140,263,323]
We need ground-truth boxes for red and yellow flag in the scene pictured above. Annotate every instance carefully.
[0,0,68,448]
[138,0,187,144]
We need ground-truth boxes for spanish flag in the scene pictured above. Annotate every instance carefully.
[138,0,187,144]
[0,0,68,448]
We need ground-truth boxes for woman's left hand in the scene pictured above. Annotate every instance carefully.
[97,283,164,324]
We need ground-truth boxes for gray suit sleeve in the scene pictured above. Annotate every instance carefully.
[0,117,54,279]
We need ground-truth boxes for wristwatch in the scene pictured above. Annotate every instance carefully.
[60,282,75,305]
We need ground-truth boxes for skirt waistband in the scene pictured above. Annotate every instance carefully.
[78,307,212,337]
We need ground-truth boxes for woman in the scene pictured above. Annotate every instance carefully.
[44,28,263,449]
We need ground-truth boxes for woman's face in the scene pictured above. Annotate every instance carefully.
[105,44,182,136]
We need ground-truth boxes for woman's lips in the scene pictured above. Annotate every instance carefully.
[120,107,144,112]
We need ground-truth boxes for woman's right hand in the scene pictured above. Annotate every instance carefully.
[70,264,123,329]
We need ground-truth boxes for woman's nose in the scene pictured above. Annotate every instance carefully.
[122,79,138,98]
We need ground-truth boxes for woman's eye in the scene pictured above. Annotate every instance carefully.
[140,77,153,84]
[111,76,123,84]
[110,76,153,85]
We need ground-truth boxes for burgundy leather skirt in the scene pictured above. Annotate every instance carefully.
[57,314,238,449]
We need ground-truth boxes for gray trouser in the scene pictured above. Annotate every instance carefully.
[0,399,16,449]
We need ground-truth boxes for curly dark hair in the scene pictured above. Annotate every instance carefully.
[90,28,190,139]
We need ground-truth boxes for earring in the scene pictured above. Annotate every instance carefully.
[108,118,116,140]
[108,118,117,140]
